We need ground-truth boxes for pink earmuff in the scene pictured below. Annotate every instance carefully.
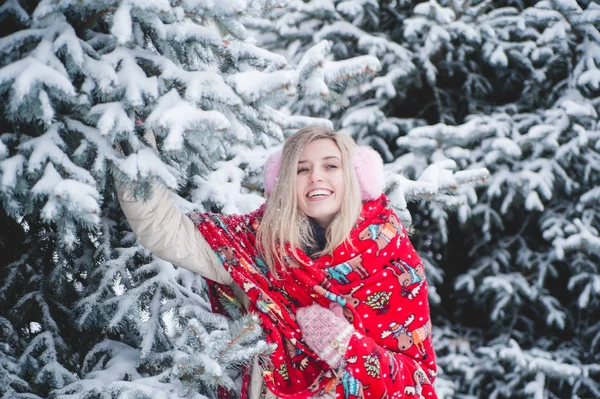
[263,145,385,201]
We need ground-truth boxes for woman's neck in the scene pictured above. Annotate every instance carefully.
[306,218,327,258]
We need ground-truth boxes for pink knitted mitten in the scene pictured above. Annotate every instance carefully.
[296,304,355,369]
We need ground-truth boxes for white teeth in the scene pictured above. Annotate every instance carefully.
[308,189,332,198]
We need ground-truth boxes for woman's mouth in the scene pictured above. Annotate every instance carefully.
[307,189,333,199]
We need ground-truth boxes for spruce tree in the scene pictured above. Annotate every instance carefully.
[396,1,600,397]
[0,1,376,397]
[0,1,491,398]
[257,0,600,397]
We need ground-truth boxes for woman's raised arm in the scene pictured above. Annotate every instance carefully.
[114,135,232,286]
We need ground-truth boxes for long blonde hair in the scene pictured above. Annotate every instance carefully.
[257,126,362,275]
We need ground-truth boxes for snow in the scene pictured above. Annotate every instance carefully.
[65,118,123,174]
[560,99,598,119]
[523,124,556,141]
[304,74,330,98]
[525,191,544,211]
[314,20,364,43]
[521,8,563,25]
[448,21,481,44]
[577,68,600,90]
[0,29,43,61]
[82,56,119,94]
[554,218,600,260]
[0,0,30,23]
[489,46,508,68]
[184,71,243,107]
[580,187,600,205]
[228,69,299,103]
[19,124,95,184]
[538,22,567,45]
[491,137,521,158]
[405,119,491,147]
[130,0,171,12]
[89,102,134,138]
[163,19,223,46]
[323,56,380,83]
[358,35,412,62]
[111,4,133,45]
[53,24,84,67]
[146,89,231,151]
[342,106,384,127]
[404,17,429,42]
[116,147,179,189]
[0,139,7,160]
[418,159,457,188]
[192,153,266,215]
[183,0,248,15]
[230,41,288,71]
[0,56,75,107]
[38,89,54,124]
[31,163,100,224]
[0,154,25,189]
[425,25,451,58]
[413,0,455,24]
[103,49,159,107]
[297,40,331,78]
[336,0,362,19]
[550,0,582,12]
[55,339,191,399]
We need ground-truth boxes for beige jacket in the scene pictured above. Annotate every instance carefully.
[116,180,279,399]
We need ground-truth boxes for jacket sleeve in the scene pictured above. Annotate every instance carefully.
[116,179,233,286]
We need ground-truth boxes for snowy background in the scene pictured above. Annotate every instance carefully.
[0,0,598,398]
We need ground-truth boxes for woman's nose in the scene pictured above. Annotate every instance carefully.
[309,168,323,183]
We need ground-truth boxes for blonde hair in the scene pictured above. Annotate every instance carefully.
[257,126,362,275]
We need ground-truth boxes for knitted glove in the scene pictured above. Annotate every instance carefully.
[296,304,355,369]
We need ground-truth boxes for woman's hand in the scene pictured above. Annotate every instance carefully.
[296,303,355,369]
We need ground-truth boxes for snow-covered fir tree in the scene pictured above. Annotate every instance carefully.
[0,0,377,397]
[0,1,484,398]
[396,1,600,398]
[255,0,600,398]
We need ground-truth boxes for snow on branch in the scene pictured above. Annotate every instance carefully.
[314,20,366,43]
[261,106,333,131]
[296,40,331,96]
[19,124,95,184]
[398,118,496,149]
[554,218,600,260]
[146,89,231,151]
[184,70,244,107]
[102,48,159,108]
[228,69,299,103]
[229,40,288,71]
[323,55,380,85]
[31,163,100,225]
[0,57,75,121]
[385,158,490,226]
[163,20,223,47]
[89,102,135,141]
[498,339,584,378]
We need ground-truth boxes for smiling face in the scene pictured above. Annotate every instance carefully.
[295,139,346,228]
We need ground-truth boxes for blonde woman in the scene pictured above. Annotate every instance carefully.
[117,126,438,399]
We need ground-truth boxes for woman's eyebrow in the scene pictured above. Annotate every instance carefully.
[298,156,341,163]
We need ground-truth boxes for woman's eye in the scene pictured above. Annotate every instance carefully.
[326,164,338,169]
[297,167,308,174]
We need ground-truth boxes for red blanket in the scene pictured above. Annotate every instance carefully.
[190,195,437,399]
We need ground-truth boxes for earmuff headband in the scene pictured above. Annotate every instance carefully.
[263,145,385,201]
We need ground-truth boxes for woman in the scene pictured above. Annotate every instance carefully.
[117,126,438,399]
